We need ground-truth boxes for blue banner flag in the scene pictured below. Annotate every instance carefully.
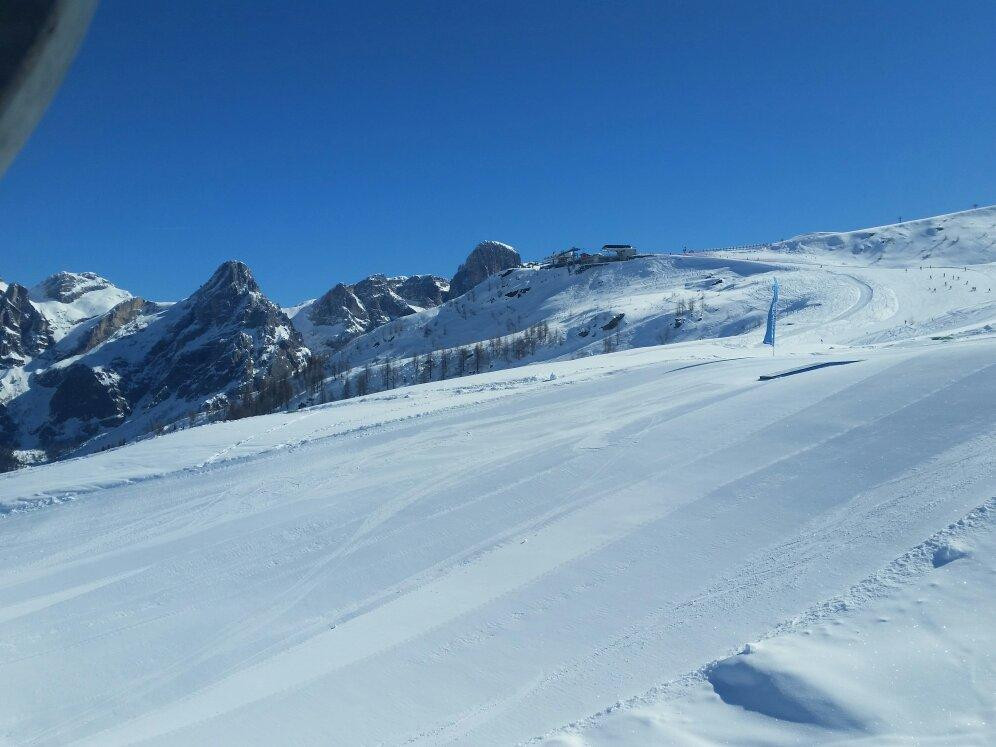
[763,277,779,347]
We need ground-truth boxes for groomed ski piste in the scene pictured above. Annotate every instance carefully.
[1,207,995,745]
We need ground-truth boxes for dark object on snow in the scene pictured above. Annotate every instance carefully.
[602,313,625,331]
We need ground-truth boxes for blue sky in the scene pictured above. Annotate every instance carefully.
[2,0,994,305]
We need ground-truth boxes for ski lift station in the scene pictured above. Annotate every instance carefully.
[546,244,638,267]
[603,244,637,259]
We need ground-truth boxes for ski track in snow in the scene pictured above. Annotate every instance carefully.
[2,343,990,746]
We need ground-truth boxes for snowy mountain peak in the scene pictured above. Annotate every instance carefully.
[0,260,311,460]
[180,260,279,331]
[198,260,260,298]
[22,271,134,343]
[30,271,118,304]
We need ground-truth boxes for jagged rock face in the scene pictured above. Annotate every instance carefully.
[70,297,159,356]
[33,271,114,303]
[447,241,521,300]
[396,275,448,308]
[137,261,309,402]
[310,283,364,328]
[48,364,130,425]
[41,364,131,451]
[0,283,53,365]
[304,274,449,351]
[4,260,311,459]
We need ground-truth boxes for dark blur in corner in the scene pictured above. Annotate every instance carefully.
[0,0,97,177]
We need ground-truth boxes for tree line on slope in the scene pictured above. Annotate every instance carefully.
[308,321,563,406]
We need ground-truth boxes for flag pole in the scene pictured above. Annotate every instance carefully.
[763,277,779,355]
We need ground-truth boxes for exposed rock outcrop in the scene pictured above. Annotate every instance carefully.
[40,364,131,452]
[0,402,16,449]
[0,283,53,365]
[396,275,448,308]
[48,364,130,425]
[446,241,521,300]
[69,297,159,356]
[298,273,449,352]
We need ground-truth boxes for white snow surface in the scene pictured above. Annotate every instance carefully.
[765,205,996,266]
[1,206,995,745]
[543,500,996,746]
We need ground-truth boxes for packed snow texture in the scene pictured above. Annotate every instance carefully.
[543,501,996,746]
[0,206,995,745]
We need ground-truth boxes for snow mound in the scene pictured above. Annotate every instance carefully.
[931,538,971,567]
[705,647,864,730]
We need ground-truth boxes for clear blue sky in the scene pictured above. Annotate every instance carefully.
[2,0,994,305]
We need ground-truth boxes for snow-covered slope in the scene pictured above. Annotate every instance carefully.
[0,206,994,744]
[297,206,992,403]
[0,337,993,745]
[329,256,770,372]
[764,204,996,266]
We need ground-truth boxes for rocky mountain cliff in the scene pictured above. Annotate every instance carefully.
[290,273,449,353]
[133,261,308,406]
[447,241,521,299]
[1,262,310,462]
[0,283,53,366]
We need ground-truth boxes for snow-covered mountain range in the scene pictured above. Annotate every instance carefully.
[0,240,523,464]
[1,205,995,744]
[3,210,995,467]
